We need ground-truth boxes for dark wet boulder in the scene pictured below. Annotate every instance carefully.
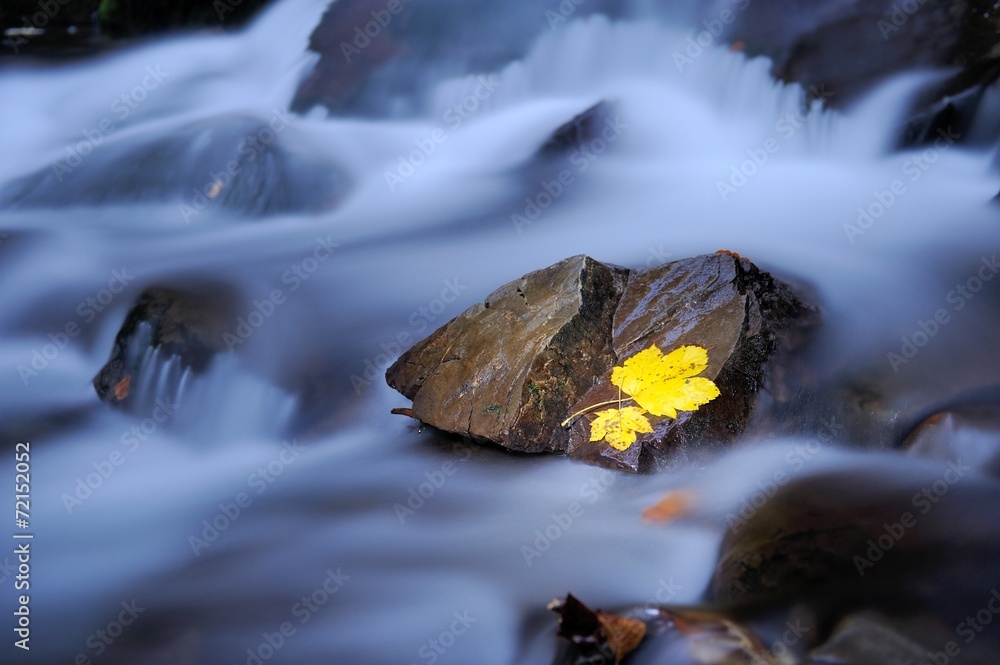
[292,0,413,113]
[0,0,101,59]
[900,60,1000,149]
[292,0,628,113]
[97,0,270,38]
[535,102,612,159]
[387,253,815,471]
[728,0,1000,104]
[806,612,931,665]
[708,463,1000,663]
[725,0,1000,146]
[93,284,238,405]
[1,114,346,219]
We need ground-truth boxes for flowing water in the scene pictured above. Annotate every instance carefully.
[2,0,1000,663]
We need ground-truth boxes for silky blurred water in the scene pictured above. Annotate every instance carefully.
[1,0,999,663]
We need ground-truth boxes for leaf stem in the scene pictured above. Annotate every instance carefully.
[560,397,635,427]
[617,383,623,440]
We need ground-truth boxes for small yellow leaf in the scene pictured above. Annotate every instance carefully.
[589,406,652,451]
[611,345,720,418]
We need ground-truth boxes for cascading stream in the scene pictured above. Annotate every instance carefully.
[1,1,998,663]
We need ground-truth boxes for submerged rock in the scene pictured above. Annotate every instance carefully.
[535,102,613,159]
[1,115,346,219]
[93,284,238,405]
[562,460,1000,662]
[387,253,815,471]
[807,611,930,665]
[902,400,1000,475]
[709,463,1000,661]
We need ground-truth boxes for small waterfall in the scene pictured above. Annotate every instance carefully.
[117,322,298,441]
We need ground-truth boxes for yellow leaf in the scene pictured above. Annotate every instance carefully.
[611,345,720,418]
[589,406,652,451]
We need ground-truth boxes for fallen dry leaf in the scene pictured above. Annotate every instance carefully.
[642,489,696,523]
[113,375,131,401]
[550,594,648,663]
[597,611,647,662]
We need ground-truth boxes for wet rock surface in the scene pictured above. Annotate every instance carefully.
[708,465,1000,660]
[806,611,930,665]
[568,253,814,471]
[97,0,271,38]
[727,0,1000,146]
[563,462,1000,663]
[534,102,613,160]
[387,253,815,470]
[387,255,628,454]
[902,400,1000,475]
[1,115,346,218]
[93,284,239,405]
[292,0,628,113]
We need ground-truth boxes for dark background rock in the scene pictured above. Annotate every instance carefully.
[0,0,102,58]
[387,253,816,470]
[96,0,271,39]
[292,0,414,113]
[709,465,1000,664]
[0,0,270,60]
[1,115,347,218]
[291,0,629,114]
[93,283,239,404]
[724,0,1000,147]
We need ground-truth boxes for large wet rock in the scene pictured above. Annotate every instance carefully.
[568,253,813,471]
[387,253,815,471]
[387,255,628,454]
